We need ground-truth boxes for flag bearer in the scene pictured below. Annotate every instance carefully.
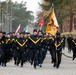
[55,32,64,68]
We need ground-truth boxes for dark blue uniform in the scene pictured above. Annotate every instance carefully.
[28,35,41,69]
[48,36,56,65]
[62,36,66,50]
[15,37,28,67]
[67,35,73,52]
[71,38,76,60]
[55,32,64,68]
[38,36,47,67]
[0,37,5,66]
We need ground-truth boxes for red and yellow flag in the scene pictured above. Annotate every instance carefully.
[46,8,59,36]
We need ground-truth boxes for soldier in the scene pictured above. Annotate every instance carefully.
[67,34,73,53]
[28,29,41,69]
[47,34,56,66]
[25,32,30,62]
[11,32,17,60]
[38,30,46,67]
[71,35,76,60]
[55,32,64,68]
[1,32,8,66]
[6,33,13,61]
[62,35,66,50]
[0,31,5,66]
[13,33,20,65]
[42,33,48,61]
[15,32,28,67]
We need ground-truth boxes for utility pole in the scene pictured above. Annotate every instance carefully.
[10,0,12,32]
[5,0,9,33]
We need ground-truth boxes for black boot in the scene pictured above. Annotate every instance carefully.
[34,64,36,69]
[21,63,23,67]
[53,63,56,67]
[56,64,59,69]
[21,65,23,67]
[4,63,6,67]
[14,61,16,65]
[31,61,33,65]
[17,62,19,66]
[72,57,75,60]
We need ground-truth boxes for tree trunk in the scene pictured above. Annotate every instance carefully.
[70,12,73,32]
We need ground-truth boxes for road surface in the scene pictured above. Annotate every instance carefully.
[0,47,76,75]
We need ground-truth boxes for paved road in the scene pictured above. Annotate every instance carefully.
[0,48,76,75]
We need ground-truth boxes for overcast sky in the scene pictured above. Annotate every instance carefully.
[1,0,42,17]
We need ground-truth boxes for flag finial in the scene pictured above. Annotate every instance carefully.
[52,3,54,8]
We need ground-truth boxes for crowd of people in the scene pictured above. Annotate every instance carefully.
[0,29,75,69]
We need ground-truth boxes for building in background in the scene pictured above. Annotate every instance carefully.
[63,17,76,32]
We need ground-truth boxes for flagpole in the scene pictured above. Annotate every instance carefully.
[38,4,54,30]
[40,25,42,30]
[44,3,54,20]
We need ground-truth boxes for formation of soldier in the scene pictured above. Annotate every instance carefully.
[0,29,75,69]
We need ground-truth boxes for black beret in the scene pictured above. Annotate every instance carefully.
[7,33,10,35]
[2,32,6,34]
[33,29,37,32]
[27,32,30,34]
[38,30,43,34]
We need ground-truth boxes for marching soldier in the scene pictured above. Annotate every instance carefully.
[13,33,20,65]
[15,32,28,67]
[55,32,64,68]
[28,29,41,69]
[62,35,66,50]
[67,35,73,53]
[11,32,17,60]
[47,34,56,66]
[1,32,8,67]
[42,33,48,61]
[2,32,15,67]
[71,35,76,60]
[38,30,46,67]
[0,32,5,66]
[26,32,31,62]
[7,33,14,61]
